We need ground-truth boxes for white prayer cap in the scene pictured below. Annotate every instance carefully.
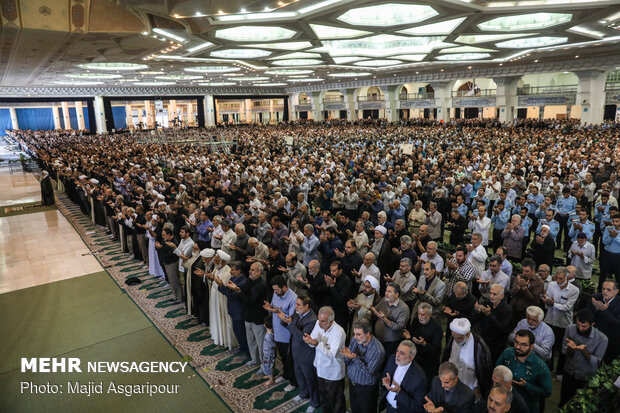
[112,169,118,173]
[216,250,231,262]
[79,175,87,180]
[90,178,99,184]
[179,184,186,190]
[135,164,141,168]
[157,194,165,200]
[178,173,184,177]
[158,202,167,206]
[129,162,135,166]
[450,318,471,335]
[375,225,387,235]
[541,224,550,231]
[200,248,215,258]
[364,275,379,292]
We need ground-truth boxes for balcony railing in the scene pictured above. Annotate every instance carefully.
[451,89,496,98]
[400,92,434,100]
[605,82,620,92]
[323,96,344,103]
[357,95,384,102]
[517,85,577,95]
[298,98,311,104]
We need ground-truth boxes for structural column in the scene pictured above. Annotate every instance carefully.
[384,85,400,122]
[430,81,455,122]
[576,70,607,125]
[51,103,62,130]
[493,76,520,123]
[187,102,194,126]
[289,93,299,121]
[75,101,86,130]
[144,100,153,128]
[8,107,18,130]
[125,103,133,129]
[204,95,215,127]
[311,91,324,121]
[342,88,356,121]
[93,96,107,133]
[61,101,71,129]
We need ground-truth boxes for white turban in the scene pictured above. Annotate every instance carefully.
[200,248,215,258]
[541,224,550,231]
[364,275,379,292]
[375,225,387,235]
[79,175,87,180]
[158,202,167,206]
[450,318,471,335]
[179,184,186,190]
[90,178,99,184]
[216,250,230,262]
[157,194,165,200]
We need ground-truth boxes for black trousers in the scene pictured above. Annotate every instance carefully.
[559,373,586,407]
[276,341,297,386]
[349,382,379,413]
[317,377,345,413]
[550,325,566,374]
[232,319,249,354]
[556,214,570,251]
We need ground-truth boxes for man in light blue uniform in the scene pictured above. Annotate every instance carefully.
[568,210,595,243]
[601,213,620,287]
[556,187,577,252]
[536,209,560,246]
[491,200,511,250]
[519,207,534,258]
[593,193,611,255]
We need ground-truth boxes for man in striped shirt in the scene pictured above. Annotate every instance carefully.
[341,319,386,413]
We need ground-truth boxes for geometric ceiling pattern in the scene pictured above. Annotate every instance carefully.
[1,0,620,90]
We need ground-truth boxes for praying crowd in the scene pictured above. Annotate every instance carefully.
[9,118,620,413]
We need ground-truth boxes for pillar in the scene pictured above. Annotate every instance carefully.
[144,100,153,128]
[493,76,520,123]
[245,99,252,124]
[575,70,607,125]
[93,96,107,133]
[125,104,133,129]
[430,81,455,122]
[52,103,62,130]
[340,88,356,121]
[204,95,215,127]
[9,107,18,130]
[311,91,324,121]
[289,93,299,121]
[75,101,86,130]
[384,85,400,122]
[61,101,71,129]
[187,102,194,126]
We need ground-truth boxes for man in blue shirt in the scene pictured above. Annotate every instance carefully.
[568,209,595,243]
[491,200,511,251]
[195,210,214,249]
[556,187,577,251]
[264,275,298,391]
[602,215,620,285]
[342,319,385,413]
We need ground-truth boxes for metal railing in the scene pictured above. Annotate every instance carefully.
[517,85,577,95]
[452,89,496,98]
[357,95,385,102]
[323,96,344,103]
[400,92,434,100]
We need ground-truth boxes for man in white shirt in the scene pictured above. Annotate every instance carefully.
[477,255,510,299]
[414,241,444,274]
[303,306,346,413]
[469,206,492,247]
[174,226,195,287]
[352,252,380,290]
[568,232,596,280]
[467,233,488,279]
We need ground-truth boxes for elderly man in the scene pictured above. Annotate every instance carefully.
[372,283,410,356]
[255,212,272,245]
[472,284,513,362]
[341,319,386,413]
[508,258,543,327]
[247,237,269,264]
[443,244,477,298]
[348,275,382,325]
[220,219,237,258]
[403,303,443,381]
[541,266,579,377]
[303,306,347,413]
[156,227,184,302]
[469,206,492,248]
[500,214,525,262]
[424,202,443,242]
[496,330,552,413]
[278,295,319,412]
[568,232,596,280]
[412,261,446,318]
[467,233,488,278]
[477,255,510,300]
[444,282,477,326]
[369,225,394,293]
[408,200,426,235]
[486,366,528,413]
[531,224,555,270]
[509,305,555,362]
[474,385,513,413]
[385,258,417,307]
[299,223,320,267]
[230,223,251,270]
[381,340,427,413]
[587,280,620,363]
[414,241,444,274]
[279,252,308,296]
[352,252,380,289]
[424,362,475,413]
[192,248,216,324]
[442,318,493,399]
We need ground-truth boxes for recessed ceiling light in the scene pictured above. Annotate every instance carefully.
[152,28,187,43]
[187,42,214,53]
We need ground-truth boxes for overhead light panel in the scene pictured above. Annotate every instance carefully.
[478,13,572,31]
[187,42,214,53]
[210,49,272,58]
[496,36,567,48]
[77,62,148,71]
[309,24,371,39]
[184,66,241,73]
[152,28,187,43]
[287,78,324,82]
[399,17,466,35]
[134,81,176,86]
[317,35,449,57]
[271,59,323,66]
[328,72,372,77]
[265,69,314,75]
[215,26,296,42]
[353,59,404,67]
[246,41,313,50]
[338,3,438,27]
[155,74,203,80]
[435,53,491,60]
[455,33,532,44]
[66,73,123,79]
[269,52,322,60]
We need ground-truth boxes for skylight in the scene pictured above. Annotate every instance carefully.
[66,73,122,79]
[398,18,466,35]
[271,59,323,66]
[77,62,148,71]
[327,72,372,77]
[184,66,241,73]
[215,26,296,42]
[309,24,371,39]
[265,69,314,75]
[478,13,572,31]
[210,49,272,58]
[496,36,567,48]
[353,59,404,67]
[435,53,492,60]
[246,42,313,50]
[338,4,438,27]
[455,33,533,44]
[317,35,449,57]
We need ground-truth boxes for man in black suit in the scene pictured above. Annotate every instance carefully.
[424,361,475,413]
[279,295,319,412]
[403,303,443,382]
[380,340,428,413]
[587,280,620,363]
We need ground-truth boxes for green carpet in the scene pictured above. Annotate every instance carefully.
[0,272,231,413]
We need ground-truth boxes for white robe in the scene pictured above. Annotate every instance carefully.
[209,264,237,350]
[146,227,165,278]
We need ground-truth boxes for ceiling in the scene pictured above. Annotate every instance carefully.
[1,0,620,91]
